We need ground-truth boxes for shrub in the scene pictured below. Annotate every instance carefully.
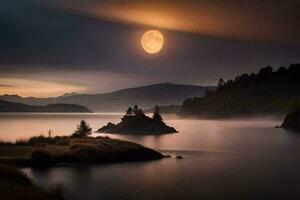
[60,143,101,163]
[0,141,13,146]
[30,149,53,168]
[27,135,56,146]
[70,138,99,145]
[15,139,27,146]
[53,137,70,146]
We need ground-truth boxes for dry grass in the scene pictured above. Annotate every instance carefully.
[0,136,163,167]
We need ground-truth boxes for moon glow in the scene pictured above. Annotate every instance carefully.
[141,30,164,54]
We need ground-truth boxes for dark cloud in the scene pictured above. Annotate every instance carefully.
[55,0,300,43]
[0,0,300,96]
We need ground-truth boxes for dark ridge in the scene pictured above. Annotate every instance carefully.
[181,63,300,118]
[0,99,92,113]
[0,83,216,112]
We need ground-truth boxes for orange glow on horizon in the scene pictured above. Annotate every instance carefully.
[0,78,86,98]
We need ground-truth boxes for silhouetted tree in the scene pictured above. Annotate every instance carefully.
[153,105,163,121]
[259,66,273,75]
[154,105,160,113]
[73,120,92,137]
[48,129,52,138]
[218,78,224,88]
[126,107,133,116]
[133,105,139,115]
[132,105,145,116]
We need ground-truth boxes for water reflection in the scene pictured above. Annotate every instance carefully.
[23,150,300,199]
[5,113,298,199]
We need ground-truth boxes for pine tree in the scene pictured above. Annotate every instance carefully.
[218,78,224,87]
[126,107,133,116]
[133,105,139,115]
[73,120,92,137]
[153,105,163,121]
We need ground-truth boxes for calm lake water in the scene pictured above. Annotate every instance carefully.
[1,113,300,199]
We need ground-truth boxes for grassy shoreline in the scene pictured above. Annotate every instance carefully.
[0,135,164,168]
[0,135,165,200]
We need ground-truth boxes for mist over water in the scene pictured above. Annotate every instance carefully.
[0,113,122,142]
[1,113,300,199]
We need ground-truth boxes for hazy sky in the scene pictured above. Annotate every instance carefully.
[1,0,300,97]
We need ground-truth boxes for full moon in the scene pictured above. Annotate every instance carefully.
[141,30,164,54]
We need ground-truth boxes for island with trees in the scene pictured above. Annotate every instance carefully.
[97,105,177,134]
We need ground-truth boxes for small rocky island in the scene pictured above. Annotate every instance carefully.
[97,105,177,135]
[281,107,300,132]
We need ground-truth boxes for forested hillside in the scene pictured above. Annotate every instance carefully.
[181,64,300,118]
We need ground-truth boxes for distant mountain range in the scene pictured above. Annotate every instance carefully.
[0,83,215,112]
[0,100,92,113]
[181,64,300,118]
